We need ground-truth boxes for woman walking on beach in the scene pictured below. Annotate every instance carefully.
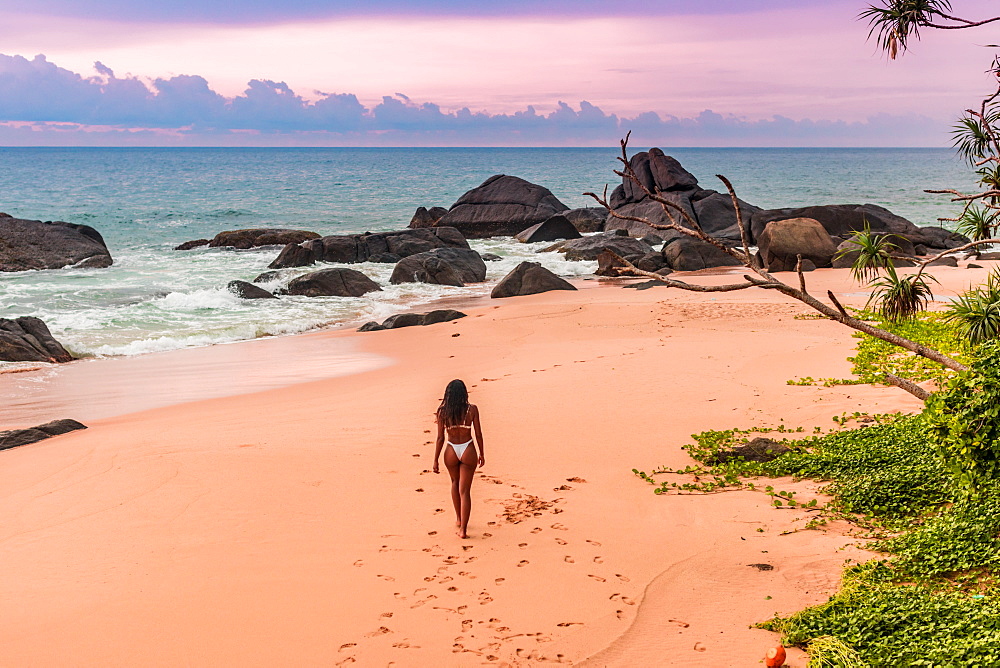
[433,379,485,539]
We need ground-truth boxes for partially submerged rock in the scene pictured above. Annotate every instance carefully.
[514,215,582,243]
[227,280,277,300]
[435,175,569,238]
[390,248,487,286]
[491,262,576,298]
[549,231,652,261]
[358,309,466,332]
[286,268,382,297]
[0,419,87,452]
[563,207,606,233]
[0,317,74,363]
[409,206,449,229]
[206,228,320,250]
[0,217,113,271]
[708,437,792,465]
[268,227,469,269]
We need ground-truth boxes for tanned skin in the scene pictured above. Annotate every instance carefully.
[433,404,485,539]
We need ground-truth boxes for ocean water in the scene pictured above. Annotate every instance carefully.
[0,146,978,365]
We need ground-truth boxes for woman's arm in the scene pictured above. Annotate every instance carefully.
[472,405,485,467]
[433,412,444,474]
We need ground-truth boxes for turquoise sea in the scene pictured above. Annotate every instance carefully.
[0,147,978,364]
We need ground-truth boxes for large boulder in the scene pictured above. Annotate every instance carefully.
[750,204,922,243]
[0,317,74,363]
[908,226,971,250]
[434,175,569,238]
[205,228,320,249]
[691,191,762,242]
[268,227,469,269]
[390,248,487,286]
[286,268,382,297]
[491,262,577,298]
[514,215,582,243]
[227,280,277,300]
[0,217,113,271]
[756,218,839,272]
[409,206,449,229]
[550,231,652,261]
[619,148,698,203]
[662,237,743,272]
[563,207,606,233]
[605,191,699,240]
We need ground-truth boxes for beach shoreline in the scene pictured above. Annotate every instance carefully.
[1,265,988,666]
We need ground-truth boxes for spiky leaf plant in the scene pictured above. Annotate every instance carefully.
[944,269,1000,344]
[867,264,937,322]
[955,204,1000,241]
[838,224,898,282]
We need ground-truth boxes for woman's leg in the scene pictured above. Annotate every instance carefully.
[443,445,462,526]
[456,446,478,538]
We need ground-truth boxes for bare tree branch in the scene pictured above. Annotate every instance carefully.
[884,374,932,401]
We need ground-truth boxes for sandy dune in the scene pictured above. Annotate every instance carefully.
[3,265,985,666]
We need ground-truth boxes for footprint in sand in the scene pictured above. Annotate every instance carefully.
[564,556,575,563]
[555,538,568,545]
[551,523,568,531]
[621,596,636,605]
[414,587,427,595]
[353,560,364,567]
[365,626,392,637]
[380,612,393,618]
[377,574,395,581]
[439,576,454,584]
[616,574,631,582]
[410,595,438,609]
[557,622,583,627]
[392,640,420,649]
[394,592,406,600]
[335,657,356,666]
[464,556,477,563]
[482,533,492,538]
[447,586,458,592]
[487,521,498,526]
[530,527,542,534]
[567,477,587,483]
[586,539,602,547]
[518,543,528,549]
[517,560,529,567]
[339,643,357,652]
[593,556,604,564]
[554,485,573,491]
[479,591,494,605]
[461,545,474,551]
[668,619,690,628]
[428,531,438,536]
[588,575,606,582]
[610,593,620,600]
[433,508,445,514]
[495,577,505,585]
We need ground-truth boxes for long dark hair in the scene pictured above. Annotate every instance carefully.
[437,379,470,427]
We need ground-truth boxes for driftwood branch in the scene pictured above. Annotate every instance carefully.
[914,237,1000,279]
[827,291,850,319]
[884,374,932,401]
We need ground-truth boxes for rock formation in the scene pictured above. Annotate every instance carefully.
[514,215,582,243]
[268,227,469,269]
[0,419,87,452]
[285,268,383,297]
[433,175,569,238]
[227,280,277,299]
[389,248,487,286]
[756,218,840,272]
[0,317,74,363]
[0,216,113,271]
[358,309,466,331]
[175,228,320,251]
[491,262,577,298]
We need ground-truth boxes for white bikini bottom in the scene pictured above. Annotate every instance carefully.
[448,439,476,459]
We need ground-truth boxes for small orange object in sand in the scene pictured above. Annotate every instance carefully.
[765,644,786,667]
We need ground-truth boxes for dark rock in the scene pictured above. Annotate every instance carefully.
[609,184,628,209]
[35,419,87,436]
[750,204,922,242]
[969,263,984,269]
[409,206,449,228]
[833,236,917,269]
[0,317,74,363]
[595,250,668,277]
[606,192,698,239]
[908,226,971,250]
[914,244,929,256]
[227,280,277,300]
[927,256,959,267]
[286,268,383,297]
[268,227,469,269]
[390,248,487,286]
[563,207,607,233]
[708,437,792,465]
[174,239,209,250]
[621,148,698,203]
[358,309,466,332]
[623,278,672,290]
[0,217,113,272]
[640,234,665,246]
[205,228,321,250]
[553,231,652,261]
[977,252,1000,261]
[435,175,569,238]
[634,253,669,273]
[756,218,839,272]
[799,259,817,272]
[692,191,762,242]
[367,253,402,263]
[662,237,743,272]
[480,253,503,262]
[514,215,583,243]
[252,270,283,283]
[491,262,577,298]
[0,428,51,451]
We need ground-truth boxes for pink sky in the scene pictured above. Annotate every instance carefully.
[0,1,997,145]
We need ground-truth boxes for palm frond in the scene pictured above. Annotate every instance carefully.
[837,223,898,282]
[946,269,1000,343]
[860,0,952,58]
[867,265,938,321]
[956,204,1000,240]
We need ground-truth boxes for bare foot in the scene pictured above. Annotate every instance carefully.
[457,530,469,539]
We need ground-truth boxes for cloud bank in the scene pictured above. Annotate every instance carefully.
[0,54,946,147]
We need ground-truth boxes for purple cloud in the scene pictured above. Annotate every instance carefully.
[0,53,945,146]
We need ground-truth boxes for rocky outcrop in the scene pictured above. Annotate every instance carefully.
[358,309,466,332]
[227,280,277,299]
[662,237,743,272]
[212,228,320,249]
[547,231,652,261]
[409,206,449,229]
[268,227,469,269]
[491,262,577,298]
[0,217,113,271]
[390,248,487,286]
[0,419,87,452]
[563,207,606,233]
[434,175,569,238]
[514,215,582,243]
[691,191,761,241]
[285,268,382,297]
[756,218,839,272]
[175,239,209,250]
[0,317,74,363]
[907,226,971,250]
